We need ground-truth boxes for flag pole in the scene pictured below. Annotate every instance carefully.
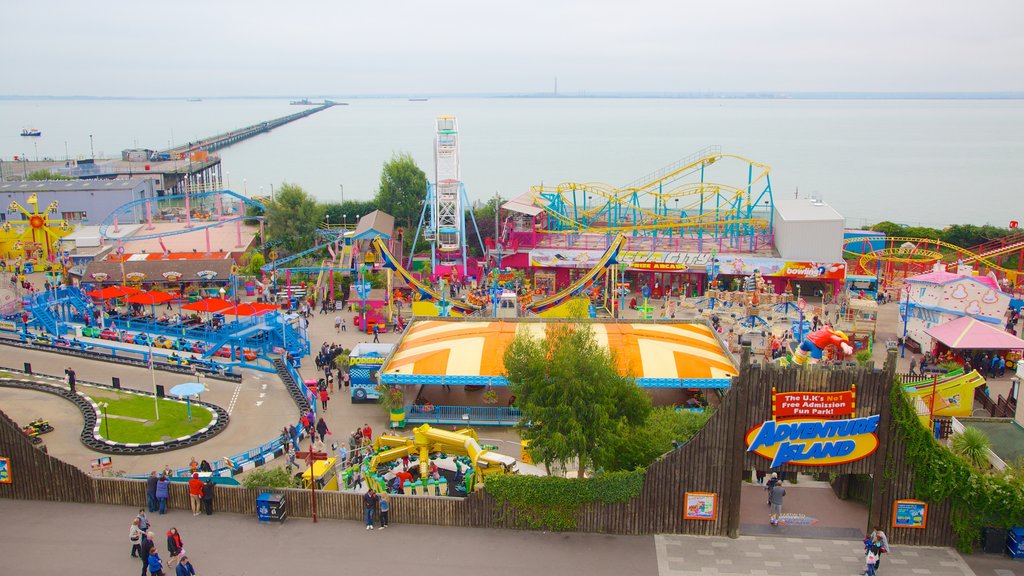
[149,340,160,421]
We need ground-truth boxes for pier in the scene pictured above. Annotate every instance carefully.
[161,102,334,156]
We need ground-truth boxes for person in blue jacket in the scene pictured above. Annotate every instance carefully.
[147,547,165,576]
[175,555,196,576]
[155,474,170,514]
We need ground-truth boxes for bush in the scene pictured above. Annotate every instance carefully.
[485,470,644,530]
[855,350,873,367]
[950,427,992,471]
[241,466,298,489]
[596,407,713,472]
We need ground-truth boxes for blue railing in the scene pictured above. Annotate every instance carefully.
[406,404,521,427]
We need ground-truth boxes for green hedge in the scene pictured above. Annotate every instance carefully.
[890,380,1024,551]
[485,470,645,531]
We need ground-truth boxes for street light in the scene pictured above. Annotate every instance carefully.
[98,401,110,439]
[89,134,95,160]
[340,184,344,204]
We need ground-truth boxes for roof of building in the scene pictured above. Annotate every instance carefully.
[351,210,394,240]
[906,271,1001,292]
[82,258,234,283]
[502,191,545,217]
[926,316,1024,350]
[774,198,845,222]
[0,179,149,193]
[381,319,738,388]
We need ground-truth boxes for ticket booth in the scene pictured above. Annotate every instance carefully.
[301,457,339,491]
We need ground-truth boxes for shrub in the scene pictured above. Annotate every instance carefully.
[950,427,992,471]
[485,470,644,530]
[241,466,298,489]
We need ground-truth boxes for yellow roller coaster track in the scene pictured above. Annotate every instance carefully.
[844,236,1021,275]
[528,152,773,235]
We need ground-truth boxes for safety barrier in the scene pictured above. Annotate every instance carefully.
[406,404,521,427]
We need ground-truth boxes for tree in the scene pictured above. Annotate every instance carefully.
[324,200,378,228]
[264,183,325,254]
[596,407,713,471]
[504,323,651,477]
[27,169,72,181]
[950,426,992,471]
[374,152,428,237]
[240,250,265,276]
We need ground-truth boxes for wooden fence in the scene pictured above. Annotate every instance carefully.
[0,349,956,545]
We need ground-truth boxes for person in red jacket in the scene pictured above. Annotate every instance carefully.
[166,527,184,567]
[187,473,204,516]
[319,387,330,412]
[362,423,373,444]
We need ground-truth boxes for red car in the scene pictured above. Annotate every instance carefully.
[99,329,119,341]
[212,347,259,361]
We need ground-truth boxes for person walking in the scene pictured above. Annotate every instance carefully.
[372,323,380,343]
[865,538,882,576]
[768,480,786,526]
[139,532,156,576]
[341,318,347,332]
[379,492,390,528]
[765,472,779,505]
[908,357,917,376]
[166,527,184,567]
[136,508,151,534]
[319,387,330,412]
[146,471,159,512]
[147,547,165,576]
[867,526,890,572]
[334,315,341,333]
[130,517,143,558]
[187,473,203,516]
[174,556,196,576]
[316,417,330,443]
[156,473,170,514]
[363,489,379,530]
[201,477,215,516]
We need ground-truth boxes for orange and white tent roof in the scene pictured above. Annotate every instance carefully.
[380,320,738,388]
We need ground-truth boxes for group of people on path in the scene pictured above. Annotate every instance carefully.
[130,510,197,576]
[362,489,391,530]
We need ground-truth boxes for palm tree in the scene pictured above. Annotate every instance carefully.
[951,426,992,471]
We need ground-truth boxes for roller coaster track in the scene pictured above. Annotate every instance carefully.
[844,236,1021,275]
[99,190,265,241]
[530,150,772,235]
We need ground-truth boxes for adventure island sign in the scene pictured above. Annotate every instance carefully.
[746,385,879,468]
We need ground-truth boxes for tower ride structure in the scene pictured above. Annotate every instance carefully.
[409,116,485,272]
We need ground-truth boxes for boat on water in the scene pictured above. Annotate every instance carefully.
[20,128,41,137]
[409,98,429,102]
[186,98,202,102]
[290,98,317,105]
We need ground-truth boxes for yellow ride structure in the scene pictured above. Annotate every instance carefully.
[369,424,518,484]
[0,193,74,267]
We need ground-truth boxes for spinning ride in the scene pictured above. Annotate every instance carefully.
[1,193,73,266]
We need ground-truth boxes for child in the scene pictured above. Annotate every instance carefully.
[865,542,880,576]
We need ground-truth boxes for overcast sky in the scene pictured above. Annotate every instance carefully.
[6,0,1024,96]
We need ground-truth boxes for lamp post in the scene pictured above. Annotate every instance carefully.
[89,134,95,160]
[98,401,110,439]
[901,283,912,359]
[340,184,344,204]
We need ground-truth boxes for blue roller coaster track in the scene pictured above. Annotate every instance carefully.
[99,190,264,241]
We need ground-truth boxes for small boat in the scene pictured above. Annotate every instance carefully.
[186,98,202,102]
[408,98,428,102]
[20,128,41,136]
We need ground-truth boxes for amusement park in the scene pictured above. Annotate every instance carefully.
[3,112,1024,564]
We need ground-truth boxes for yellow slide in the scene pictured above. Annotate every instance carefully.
[905,369,985,418]
[527,234,625,314]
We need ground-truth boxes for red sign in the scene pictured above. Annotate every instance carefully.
[773,389,855,418]
[1011,221,1019,229]
[631,262,689,272]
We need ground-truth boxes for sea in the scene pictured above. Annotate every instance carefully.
[1,97,1022,228]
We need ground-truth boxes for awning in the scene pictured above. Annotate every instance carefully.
[181,297,234,313]
[926,316,1024,350]
[502,191,544,217]
[225,302,279,316]
[86,286,141,300]
[125,291,173,305]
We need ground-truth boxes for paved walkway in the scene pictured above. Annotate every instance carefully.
[656,534,977,576]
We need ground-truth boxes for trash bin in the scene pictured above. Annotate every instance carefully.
[256,493,272,522]
[266,493,286,522]
[24,261,35,275]
[1008,527,1024,558]
[982,527,1008,554]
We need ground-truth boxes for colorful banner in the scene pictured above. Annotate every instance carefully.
[683,492,718,520]
[0,456,10,483]
[774,389,855,419]
[892,499,928,529]
[527,249,846,280]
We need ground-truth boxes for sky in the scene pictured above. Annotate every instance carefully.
[5,0,1024,97]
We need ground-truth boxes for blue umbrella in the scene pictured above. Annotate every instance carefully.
[170,382,207,421]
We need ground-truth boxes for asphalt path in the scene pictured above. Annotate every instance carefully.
[0,498,659,576]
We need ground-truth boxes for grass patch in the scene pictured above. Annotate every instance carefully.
[83,387,214,443]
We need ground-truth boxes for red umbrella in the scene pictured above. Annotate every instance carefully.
[181,297,234,313]
[226,302,279,316]
[86,285,141,300]
[125,291,173,305]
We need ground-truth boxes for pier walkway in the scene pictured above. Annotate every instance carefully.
[161,102,335,156]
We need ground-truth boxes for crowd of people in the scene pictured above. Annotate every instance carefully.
[130,510,199,576]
